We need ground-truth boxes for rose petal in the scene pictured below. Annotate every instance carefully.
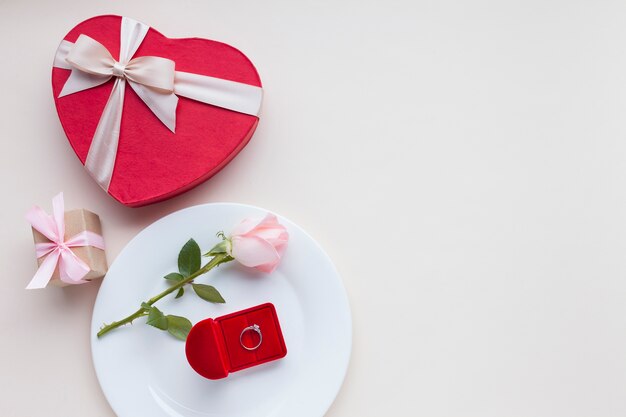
[253,226,289,246]
[274,238,289,258]
[248,214,279,234]
[230,217,261,237]
[231,235,280,269]
[253,261,280,273]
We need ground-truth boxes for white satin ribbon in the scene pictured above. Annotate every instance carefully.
[54,17,263,191]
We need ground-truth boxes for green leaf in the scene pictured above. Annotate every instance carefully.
[175,287,184,299]
[166,315,192,340]
[164,272,184,282]
[178,239,201,277]
[141,302,151,310]
[192,284,225,303]
[146,306,168,330]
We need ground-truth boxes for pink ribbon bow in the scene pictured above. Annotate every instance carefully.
[25,193,105,289]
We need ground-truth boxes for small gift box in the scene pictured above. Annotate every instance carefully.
[52,15,263,207]
[25,193,107,289]
[186,303,287,379]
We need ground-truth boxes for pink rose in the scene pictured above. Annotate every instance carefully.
[229,214,289,273]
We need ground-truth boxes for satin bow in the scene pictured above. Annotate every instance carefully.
[64,34,176,93]
[25,193,105,289]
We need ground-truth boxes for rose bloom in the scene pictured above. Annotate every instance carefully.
[229,214,289,273]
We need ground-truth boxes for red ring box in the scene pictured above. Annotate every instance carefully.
[186,303,287,380]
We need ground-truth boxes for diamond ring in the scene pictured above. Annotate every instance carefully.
[240,324,262,351]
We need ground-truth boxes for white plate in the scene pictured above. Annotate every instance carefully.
[91,203,352,417]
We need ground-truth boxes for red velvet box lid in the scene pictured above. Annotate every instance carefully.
[186,303,287,380]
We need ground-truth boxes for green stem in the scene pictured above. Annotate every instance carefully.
[97,253,233,338]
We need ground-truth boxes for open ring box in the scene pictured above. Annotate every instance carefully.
[185,303,287,380]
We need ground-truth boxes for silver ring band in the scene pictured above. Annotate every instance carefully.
[240,324,262,351]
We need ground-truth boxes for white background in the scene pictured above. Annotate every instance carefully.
[1,0,625,416]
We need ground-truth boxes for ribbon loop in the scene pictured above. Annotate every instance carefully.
[65,34,117,78]
[125,56,175,93]
[25,193,106,289]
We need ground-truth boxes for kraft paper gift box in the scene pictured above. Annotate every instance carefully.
[31,209,108,287]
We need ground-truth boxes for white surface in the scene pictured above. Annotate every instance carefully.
[1,0,626,416]
[91,203,351,417]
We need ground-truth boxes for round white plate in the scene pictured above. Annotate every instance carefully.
[91,203,352,417]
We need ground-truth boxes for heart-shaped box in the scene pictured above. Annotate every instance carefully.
[52,15,262,207]
[185,303,287,380]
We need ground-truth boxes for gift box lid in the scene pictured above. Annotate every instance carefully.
[185,303,287,380]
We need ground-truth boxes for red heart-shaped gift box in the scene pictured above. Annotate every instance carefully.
[52,15,262,207]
